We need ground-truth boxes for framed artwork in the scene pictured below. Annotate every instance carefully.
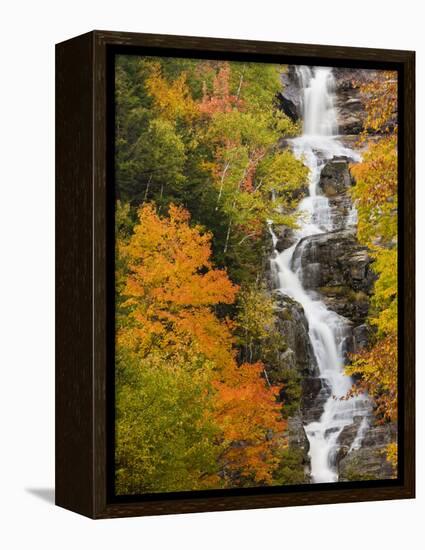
[56,30,415,518]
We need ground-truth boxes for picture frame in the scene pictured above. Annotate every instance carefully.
[56,30,415,519]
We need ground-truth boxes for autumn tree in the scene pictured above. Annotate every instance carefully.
[116,203,286,492]
[214,361,285,486]
[116,347,222,494]
[197,61,307,282]
[347,71,398,469]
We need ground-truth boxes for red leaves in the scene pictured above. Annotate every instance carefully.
[199,63,243,116]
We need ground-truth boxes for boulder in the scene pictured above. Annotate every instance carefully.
[319,158,354,197]
[274,227,297,252]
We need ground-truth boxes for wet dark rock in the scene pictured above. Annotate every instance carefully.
[332,68,398,136]
[328,193,355,231]
[338,419,363,447]
[338,421,397,482]
[292,229,375,326]
[273,294,318,378]
[301,378,331,423]
[334,416,365,464]
[319,158,354,197]
[332,68,375,135]
[288,415,310,456]
[278,66,302,122]
[361,421,397,448]
[352,324,370,352]
[277,93,300,123]
[274,227,297,252]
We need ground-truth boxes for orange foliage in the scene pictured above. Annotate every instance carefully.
[214,362,286,484]
[118,203,238,367]
[118,202,286,484]
[347,333,398,423]
[199,62,242,115]
[241,149,266,192]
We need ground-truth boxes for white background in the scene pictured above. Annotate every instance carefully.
[1,1,422,548]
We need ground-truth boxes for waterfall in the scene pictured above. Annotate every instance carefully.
[270,67,369,483]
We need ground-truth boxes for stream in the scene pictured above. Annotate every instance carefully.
[270,66,370,483]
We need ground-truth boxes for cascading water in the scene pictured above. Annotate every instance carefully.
[270,66,369,483]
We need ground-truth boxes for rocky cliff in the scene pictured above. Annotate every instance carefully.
[280,66,395,139]
[268,68,397,483]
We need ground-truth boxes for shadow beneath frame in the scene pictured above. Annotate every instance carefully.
[26,487,55,504]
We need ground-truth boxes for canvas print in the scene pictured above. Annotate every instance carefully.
[113,55,398,495]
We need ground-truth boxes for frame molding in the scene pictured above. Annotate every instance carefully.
[56,30,415,519]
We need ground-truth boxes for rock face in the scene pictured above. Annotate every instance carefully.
[333,68,379,135]
[338,422,397,481]
[273,294,318,378]
[271,294,334,432]
[278,66,397,137]
[319,157,356,230]
[278,66,302,122]
[270,65,398,484]
[291,228,374,326]
[266,293,319,480]
[287,415,310,460]
[301,378,331,424]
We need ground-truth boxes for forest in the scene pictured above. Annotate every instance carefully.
[114,55,398,494]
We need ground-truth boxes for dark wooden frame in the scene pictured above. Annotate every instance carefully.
[56,30,415,519]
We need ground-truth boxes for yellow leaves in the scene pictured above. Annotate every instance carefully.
[349,73,398,430]
[236,284,275,344]
[171,309,236,369]
[145,62,198,121]
[359,71,398,134]
[386,442,398,472]
[350,135,397,245]
[346,333,398,422]
[370,246,398,336]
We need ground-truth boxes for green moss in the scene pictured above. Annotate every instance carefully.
[318,286,369,304]
[318,285,348,296]
[280,308,293,321]
[341,463,376,482]
[277,367,302,419]
[273,447,306,485]
[347,290,368,303]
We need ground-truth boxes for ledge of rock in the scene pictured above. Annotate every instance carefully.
[338,422,397,481]
[291,229,375,326]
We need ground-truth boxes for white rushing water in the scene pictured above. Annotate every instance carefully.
[270,66,369,483]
